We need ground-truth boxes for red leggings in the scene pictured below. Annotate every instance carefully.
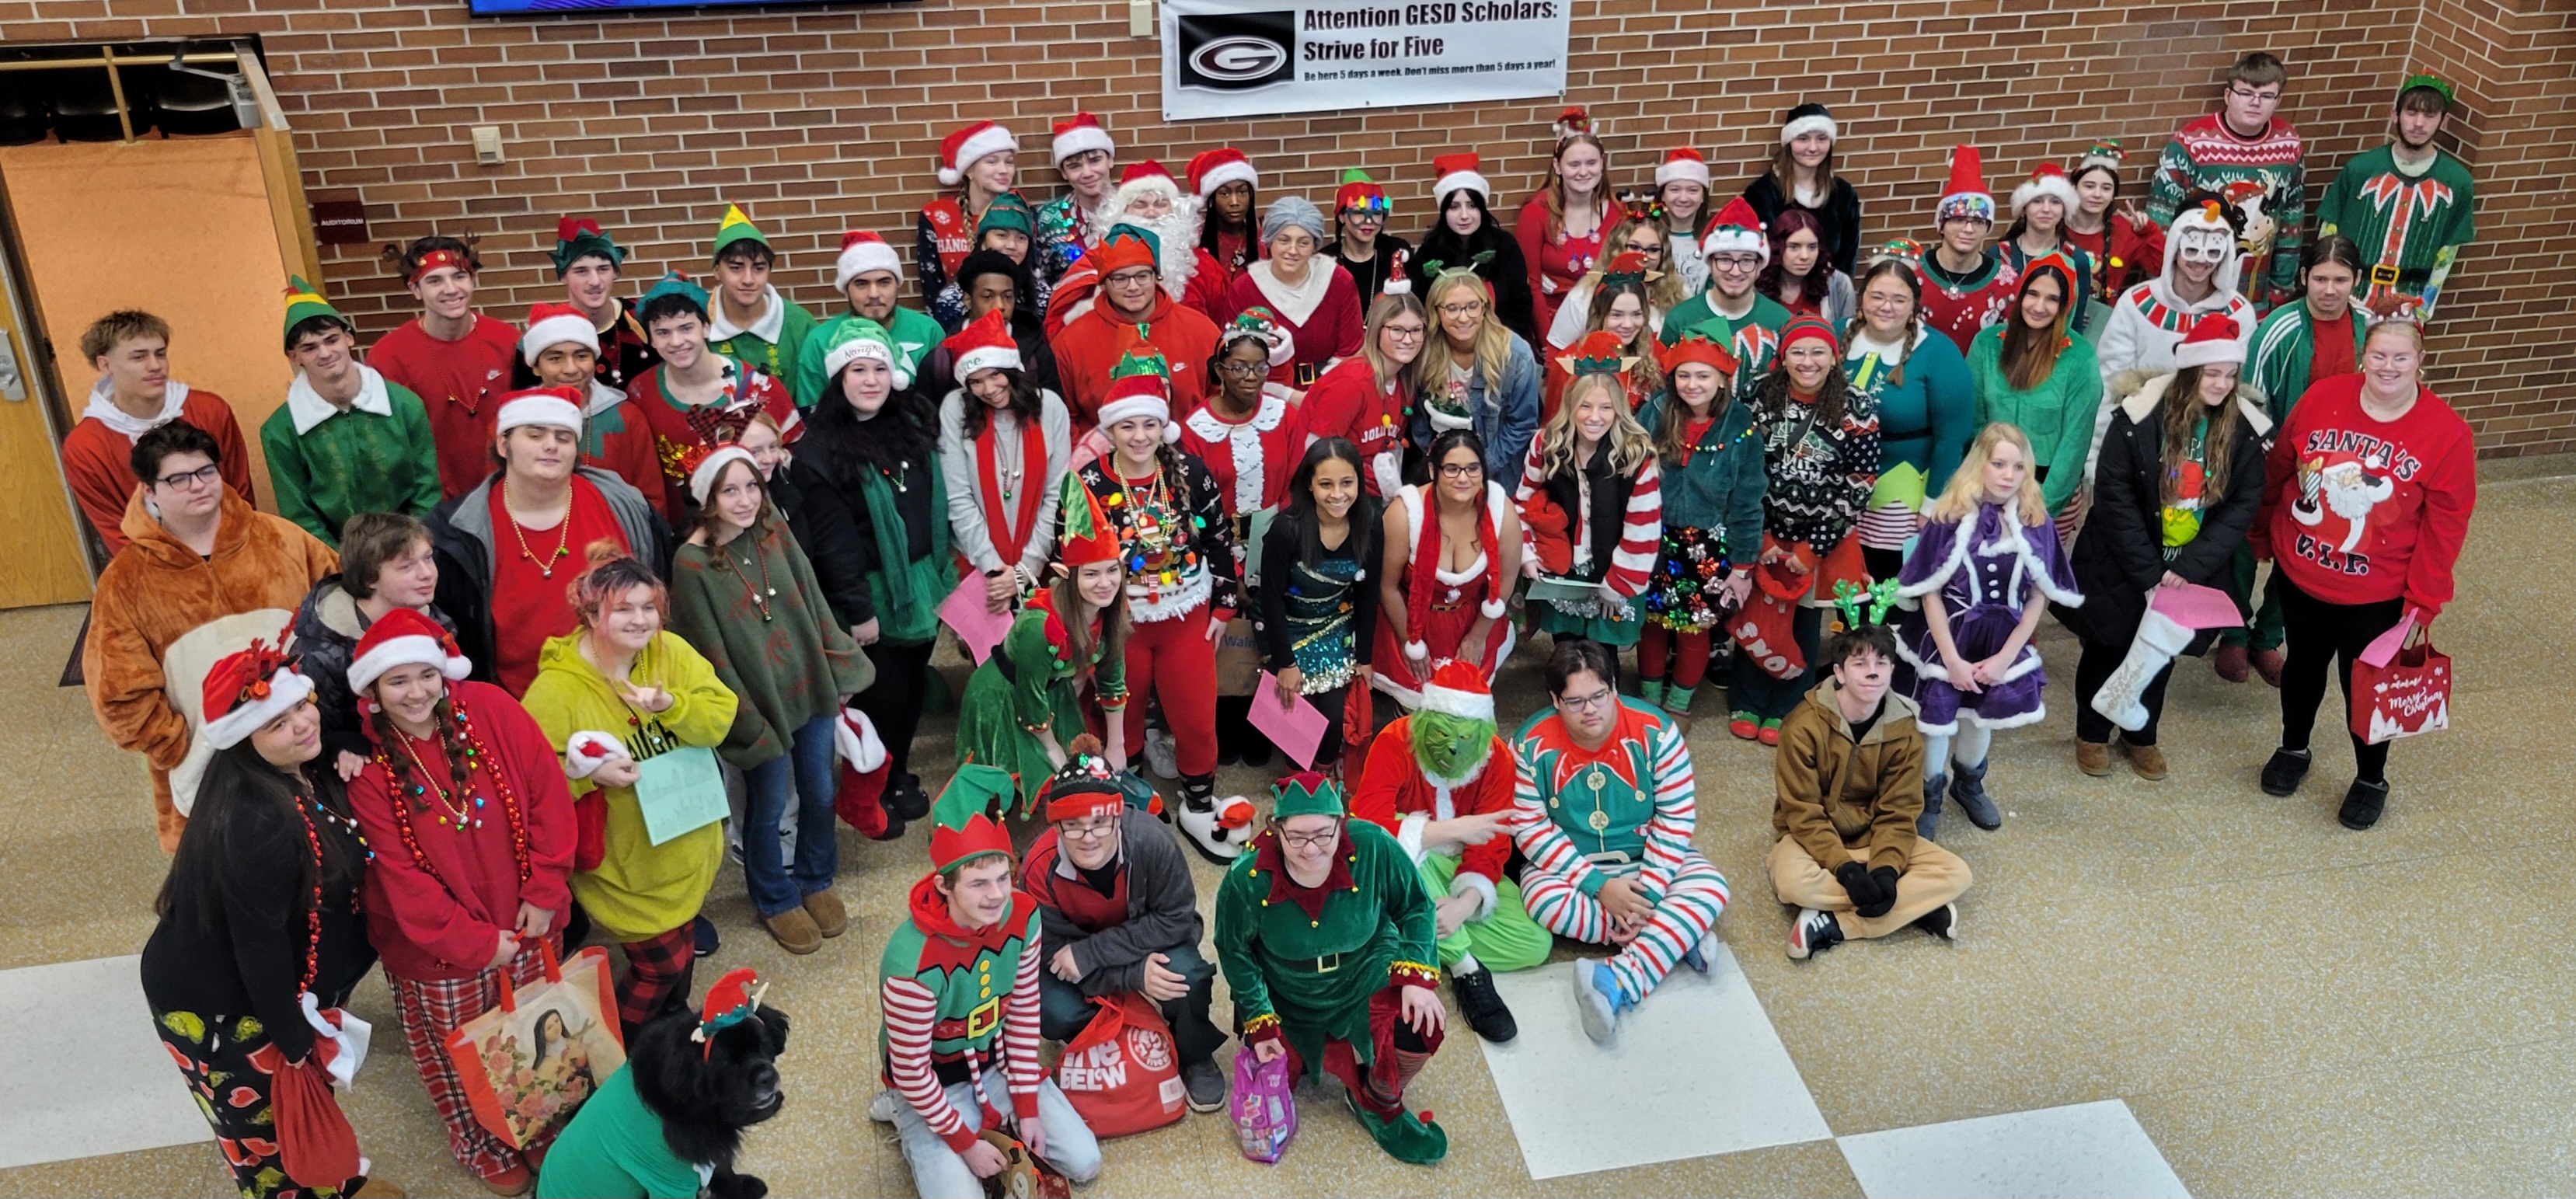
[1637,623,1713,690]
[1121,605,1220,776]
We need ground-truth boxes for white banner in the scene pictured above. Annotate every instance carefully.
[1161,0,1569,121]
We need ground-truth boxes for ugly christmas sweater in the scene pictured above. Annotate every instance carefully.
[1076,454,1244,623]
[2253,375,2477,621]
[370,314,523,500]
[2148,113,2306,312]
[1755,388,1881,554]
[1915,253,2021,357]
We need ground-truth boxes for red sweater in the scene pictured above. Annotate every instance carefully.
[1300,357,1410,497]
[1349,717,1516,890]
[2254,375,2476,619]
[1515,196,1606,335]
[370,315,522,500]
[624,361,803,523]
[347,680,577,981]
[1179,392,1309,520]
[60,388,255,553]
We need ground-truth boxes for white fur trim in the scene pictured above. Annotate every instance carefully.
[939,125,1018,186]
[823,336,898,386]
[835,240,903,292]
[689,445,757,506]
[1655,155,1712,190]
[1396,811,1430,862]
[521,312,598,366]
[1185,392,1287,517]
[1448,868,1499,922]
[2010,173,2079,215]
[563,730,631,779]
[298,993,371,1089]
[201,669,315,752]
[952,343,1023,382]
[1052,124,1114,166]
[2172,333,2247,371]
[1094,394,1171,434]
[835,707,888,772]
[346,634,471,699]
[1432,167,1491,203]
[1478,597,1508,619]
[1405,640,1431,661]
[495,392,583,435]
[1779,113,1837,145]
[1417,680,1495,722]
[1195,159,1257,198]
[1701,224,1768,263]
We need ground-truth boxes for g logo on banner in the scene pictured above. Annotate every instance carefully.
[1176,11,1295,91]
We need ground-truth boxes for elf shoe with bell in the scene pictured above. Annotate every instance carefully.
[1345,1090,1449,1166]
[1175,774,1255,863]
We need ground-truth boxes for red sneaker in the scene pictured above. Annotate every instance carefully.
[1758,718,1783,747]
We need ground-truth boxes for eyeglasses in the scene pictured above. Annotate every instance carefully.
[1382,324,1427,341]
[1436,462,1482,478]
[153,463,223,490]
[2227,85,2283,103]
[1436,301,1487,317]
[1556,685,1618,713]
[1216,360,1267,376]
[1105,270,1156,286]
[1277,827,1340,850]
[1058,819,1119,842]
[1712,255,1762,270]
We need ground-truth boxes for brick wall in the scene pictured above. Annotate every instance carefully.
[5,0,2565,454]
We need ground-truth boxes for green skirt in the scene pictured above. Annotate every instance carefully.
[953,659,1085,817]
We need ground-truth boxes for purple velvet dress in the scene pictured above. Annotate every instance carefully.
[1894,501,2083,734]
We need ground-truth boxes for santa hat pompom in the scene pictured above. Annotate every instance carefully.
[563,732,631,780]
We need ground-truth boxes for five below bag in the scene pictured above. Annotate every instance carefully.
[1232,1044,1298,1163]
[444,941,628,1149]
[2351,618,2452,745]
[1054,994,1185,1138]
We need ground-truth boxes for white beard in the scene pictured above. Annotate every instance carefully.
[1091,200,1205,301]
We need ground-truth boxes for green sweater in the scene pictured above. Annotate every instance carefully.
[791,307,945,408]
[534,1065,702,1199]
[1966,324,2101,515]
[260,367,441,547]
[668,511,874,771]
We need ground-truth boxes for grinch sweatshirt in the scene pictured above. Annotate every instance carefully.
[2253,375,2476,619]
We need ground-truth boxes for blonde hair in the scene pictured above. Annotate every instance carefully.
[1602,214,1685,311]
[1577,282,1666,398]
[2364,318,2425,356]
[1421,269,1512,400]
[1537,373,1656,480]
[1929,422,2049,527]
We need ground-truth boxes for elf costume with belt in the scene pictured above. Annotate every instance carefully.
[1212,774,1448,1165]
[953,475,1131,814]
[2316,75,2476,322]
[877,766,1048,1159]
[1510,695,1731,1041]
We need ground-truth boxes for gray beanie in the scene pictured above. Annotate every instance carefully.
[1260,195,1328,245]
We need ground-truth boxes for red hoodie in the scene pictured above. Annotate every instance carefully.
[2254,375,2476,619]
[1047,291,1220,433]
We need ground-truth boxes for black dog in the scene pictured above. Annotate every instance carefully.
[629,999,790,1199]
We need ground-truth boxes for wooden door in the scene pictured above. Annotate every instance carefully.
[0,252,89,608]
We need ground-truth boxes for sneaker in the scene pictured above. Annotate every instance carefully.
[867,1089,900,1123]
[2261,747,2312,796]
[761,908,821,955]
[2076,739,2112,776]
[1451,967,1518,1044]
[2338,778,2390,830]
[1180,1058,1228,1113]
[2250,646,2286,687]
[802,887,849,938]
[1570,958,1619,1043]
[1680,927,1716,974]
[1144,727,1179,779]
[692,913,720,958]
[2212,643,2251,683]
[1912,903,1959,941]
[1758,717,1783,747]
[1729,711,1759,741]
[1786,908,1843,960]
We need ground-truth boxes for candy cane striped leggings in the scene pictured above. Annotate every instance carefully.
[1522,852,1731,1003]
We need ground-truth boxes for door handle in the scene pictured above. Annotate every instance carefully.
[0,327,23,401]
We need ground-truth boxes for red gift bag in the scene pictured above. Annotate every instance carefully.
[2351,619,2451,744]
[1054,994,1186,1138]
[267,1053,363,1190]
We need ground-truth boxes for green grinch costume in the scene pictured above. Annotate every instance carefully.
[1213,774,1448,1164]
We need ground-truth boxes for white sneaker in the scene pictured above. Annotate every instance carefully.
[867,1089,899,1124]
[1144,727,1178,779]
[1571,957,1618,1044]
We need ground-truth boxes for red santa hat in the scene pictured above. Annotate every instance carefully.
[1109,159,1185,214]
[1431,152,1492,204]
[198,633,314,752]
[521,301,600,367]
[1418,660,1495,722]
[1051,112,1114,166]
[936,120,1019,187]
[562,730,630,780]
[1187,148,1257,199]
[1654,147,1711,190]
[692,967,768,1056]
[682,443,758,507]
[1093,348,1179,441]
[1702,196,1769,263]
[940,306,1023,382]
[493,386,586,436]
[833,230,903,292]
[2170,311,2247,370]
[345,607,472,699]
[831,705,894,838]
[2010,162,2079,215]
[1936,145,1996,224]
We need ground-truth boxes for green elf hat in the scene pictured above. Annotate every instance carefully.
[710,203,770,259]
[281,275,344,343]
[929,764,1017,871]
[1095,347,1176,440]
[2398,72,2455,105]
[977,192,1036,239]
[640,269,709,315]
[1270,771,1346,820]
[817,315,912,390]
[552,216,626,277]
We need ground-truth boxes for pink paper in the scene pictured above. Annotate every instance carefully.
[2148,583,2245,631]
[938,573,1013,664]
[1246,673,1330,770]
[2358,615,2419,669]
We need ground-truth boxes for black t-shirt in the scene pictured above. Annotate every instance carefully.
[1848,706,1881,744]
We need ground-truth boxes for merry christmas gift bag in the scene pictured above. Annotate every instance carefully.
[2351,618,2451,744]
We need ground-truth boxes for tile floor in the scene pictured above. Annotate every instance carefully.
[2,469,2571,1197]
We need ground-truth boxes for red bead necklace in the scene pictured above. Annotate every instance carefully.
[370,693,534,884]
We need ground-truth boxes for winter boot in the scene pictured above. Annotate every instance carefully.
[1949,757,2000,830]
[1918,770,1946,841]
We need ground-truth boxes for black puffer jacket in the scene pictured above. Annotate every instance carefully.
[2054,375,2272,651]
[291,575,472,762]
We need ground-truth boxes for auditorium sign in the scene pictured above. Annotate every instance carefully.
[1162,0,1569,120]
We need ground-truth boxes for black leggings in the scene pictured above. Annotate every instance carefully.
[2274,574,2406,783]
[1731,606,1822,720]
[851,637,936,784]
[2074,637,2173,746]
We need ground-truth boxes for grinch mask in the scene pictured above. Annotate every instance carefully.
[1412,708,1497,786]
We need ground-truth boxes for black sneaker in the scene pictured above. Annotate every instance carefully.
[692,913,720,958]
[1180,1058,1227,1113]
[1451,967,1518,1043]
[1911,903,1958,941]
[2338,778,2390,830]
[2261,747,2313,796]
[1787,908,1843,960]
[887,773,931,821]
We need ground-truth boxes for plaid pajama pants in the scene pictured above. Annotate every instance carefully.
[615,924,698,1033]
[389,936,559,1182]
[1522,852,1731,1003]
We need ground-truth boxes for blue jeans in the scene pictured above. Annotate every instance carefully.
[742,713,838,918]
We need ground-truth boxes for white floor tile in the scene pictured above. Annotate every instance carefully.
[0,955,212,1168]
[1478,945,1833,1179]
[1837,1098,2191,1199]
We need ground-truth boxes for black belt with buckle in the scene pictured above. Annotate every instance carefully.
[1276,950,1345,974]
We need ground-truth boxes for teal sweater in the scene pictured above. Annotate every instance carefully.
[1842,329,1976,490]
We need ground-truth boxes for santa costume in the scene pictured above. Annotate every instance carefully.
[1372,474,1516,709]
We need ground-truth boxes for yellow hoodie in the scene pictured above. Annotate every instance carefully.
[521,630,739,943]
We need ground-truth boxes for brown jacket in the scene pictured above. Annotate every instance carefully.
[84,486,337,850]
[1771,681,1926,873]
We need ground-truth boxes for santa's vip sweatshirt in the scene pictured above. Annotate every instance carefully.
[2254,374,2476,619]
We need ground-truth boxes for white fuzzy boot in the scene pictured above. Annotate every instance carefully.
[2090,607,2195,732]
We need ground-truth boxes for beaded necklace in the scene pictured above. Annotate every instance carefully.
[502,479,576,578]
[720,528,777,622]
[370,694,534,884]
[284,770,364,994]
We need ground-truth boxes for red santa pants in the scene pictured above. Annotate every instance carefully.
[1120,604,1220,776]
